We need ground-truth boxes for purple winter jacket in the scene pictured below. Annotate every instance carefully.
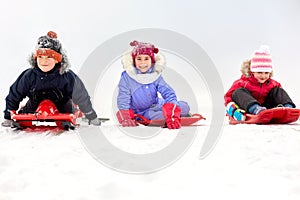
[117,52,178,117]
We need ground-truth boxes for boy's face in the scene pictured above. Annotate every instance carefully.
[134,55,152,73]
[37,56,58,72]
[252,72,271,83]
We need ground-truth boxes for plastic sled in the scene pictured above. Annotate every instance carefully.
[11,100,81,130]
[135,113,206,127]
[229,107,300,125]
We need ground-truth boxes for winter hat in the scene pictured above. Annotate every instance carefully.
[250,45,273,72]
[130,40,159,63]
[33,31,62,62]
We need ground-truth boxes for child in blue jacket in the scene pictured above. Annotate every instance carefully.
[116,40,190,129]
[2,31,101,127]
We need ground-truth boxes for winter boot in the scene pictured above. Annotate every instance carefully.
[283,103,294,108]
[226,102,246,121]
[248,104,267,115]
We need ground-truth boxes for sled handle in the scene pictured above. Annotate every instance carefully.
[191,113,206,120]
[134,114,151,125]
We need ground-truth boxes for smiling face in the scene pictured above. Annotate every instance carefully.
[134,54,153,73]
[252,72,271,83]
[36,56,58,72]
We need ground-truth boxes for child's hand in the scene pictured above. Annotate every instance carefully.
[89,118,101,126]
[162,103,181,129]
[120,119,137,127]
[116,110,137,127]
[1,119,12,127]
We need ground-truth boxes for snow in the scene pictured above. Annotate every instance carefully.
[1,0,300,199]
[1,121,300,200]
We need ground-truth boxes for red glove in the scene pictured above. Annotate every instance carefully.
[116,110,137,127]
[162,103,181,129]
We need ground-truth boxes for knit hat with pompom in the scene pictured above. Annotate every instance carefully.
[34,31,62,62]
[130,40,159,63]
[250,45,273,72]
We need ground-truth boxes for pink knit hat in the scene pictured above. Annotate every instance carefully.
[250,45,273,72]
[130,40,159,63]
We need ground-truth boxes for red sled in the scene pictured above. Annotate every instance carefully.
[11,100,82,130]
[135,113,206,127]
[229,107,300,125]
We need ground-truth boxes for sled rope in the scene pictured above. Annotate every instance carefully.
[134,114,151,125]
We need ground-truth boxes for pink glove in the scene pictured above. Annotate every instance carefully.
[162,103,181,129]
[116,110,137,127]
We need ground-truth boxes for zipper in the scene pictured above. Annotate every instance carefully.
[258,83,262,101]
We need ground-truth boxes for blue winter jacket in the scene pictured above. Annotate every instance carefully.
[117,71,177,112]
[117,52,178,115]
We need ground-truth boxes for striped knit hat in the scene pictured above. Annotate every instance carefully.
[250,45,272,72]
[34,31,62,62]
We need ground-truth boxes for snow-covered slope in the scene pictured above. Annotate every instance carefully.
[1,120,300,200]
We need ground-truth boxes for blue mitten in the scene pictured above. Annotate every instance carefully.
[226,102,246,121]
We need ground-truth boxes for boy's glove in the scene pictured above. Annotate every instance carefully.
[84,109,101,126]
[226,102,246,121]
[1,119,13,127]
[116,110,137,127]
[162,103,181,129]
[88,117,101,126]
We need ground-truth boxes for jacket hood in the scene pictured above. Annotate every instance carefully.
[121,51,165,84]
[28,48,71,75]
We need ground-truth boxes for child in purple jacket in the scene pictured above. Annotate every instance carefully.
[116,40,190,129]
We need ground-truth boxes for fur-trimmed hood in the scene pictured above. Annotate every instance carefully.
[121,51,165,84]
[28,49,71,75]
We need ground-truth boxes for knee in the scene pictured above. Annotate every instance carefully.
[57,99,74,113]
[146,110,163,120]
[232,88,242,100]
[178,101,190,116]
[269,87,285,96]
[232,88,250,99]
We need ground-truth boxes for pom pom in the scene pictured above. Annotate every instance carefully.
[153,47,159,54]
[258,45,270,54]
[130,40,139,47]
[47,31,57,39]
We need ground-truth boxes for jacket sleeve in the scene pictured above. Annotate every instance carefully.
[5,69,31,113]
[71,73,97,120]
[156,76,178,104]
[117,72,132,110]
[224,79,243,106]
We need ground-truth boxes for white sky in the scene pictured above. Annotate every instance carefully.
[1,0,300,115]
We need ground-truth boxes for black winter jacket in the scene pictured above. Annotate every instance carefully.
[4,65,96,120]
